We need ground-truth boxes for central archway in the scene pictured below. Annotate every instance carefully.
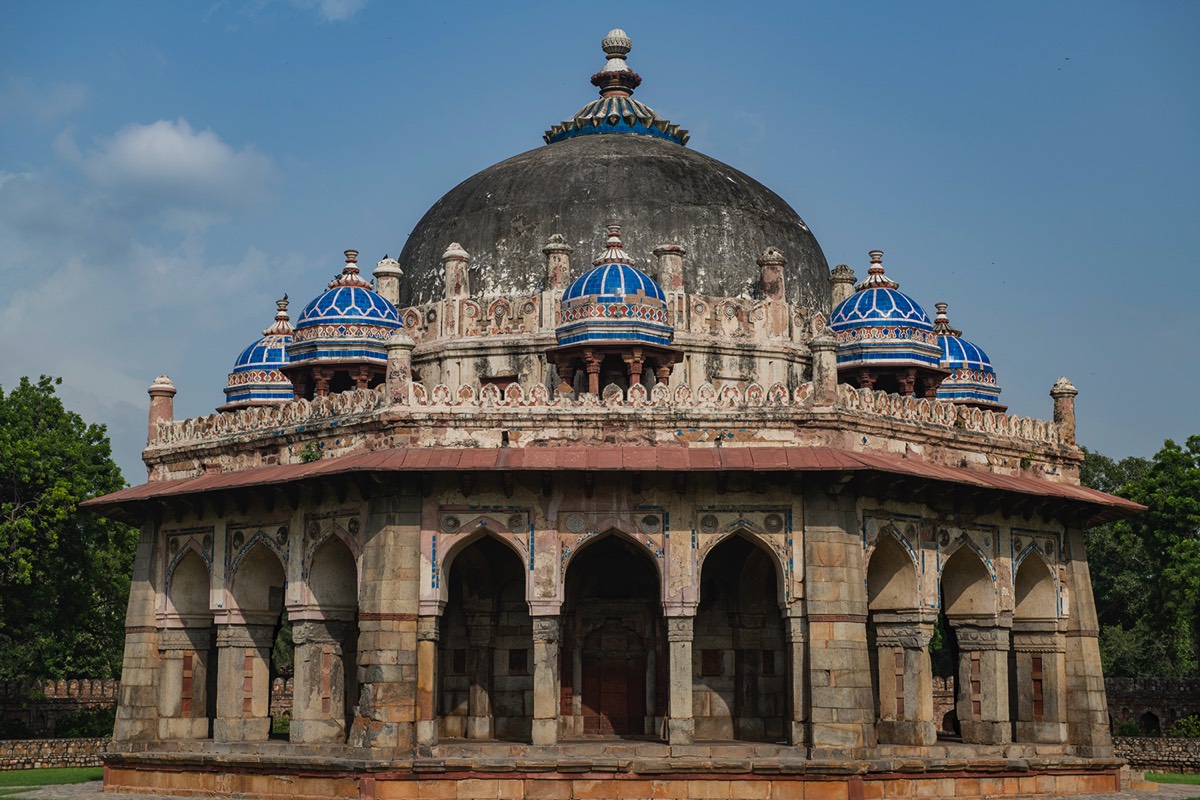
[562,534,664,738]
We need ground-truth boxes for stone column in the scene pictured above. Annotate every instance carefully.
[757,247,786,302]
[531,615,561,745]
[374,255,403,307]
[1051,377,1079,447]
[386,330,416,405]
[1061,526,1113,755]
[290,619,349,743]
[784,611,808,746]
[810,332,839,409]
[113,522,161,742]
[213,623,275,742]
[871,612,937,746]
[828,264,856,307]
[443,243,471,300]
[146,375,176,445]
[653,243,686,294]
[1012,622,1068,743]
[666,615,695,745]
[804,487,875,756]
[416,615,439,745]
[950,618,1011,745]
[156,627,212,740]
[543,235,574,292]
[466,620,494,739]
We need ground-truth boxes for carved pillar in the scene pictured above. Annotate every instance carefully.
[313,368,333,398]
[443,243,471,300]
[653,243,686,293]
[373,256,403,307]
[466,621,494,739]
[146,375,176,445]
[1012,622,1068,743]
[828,264,856,307]
[784,611,808,746]
[213,623,275,742]
[655,364,672,387]
[871,612,937,746]
[1061,526,1113,755]
[950,618,1011,745]
[666,615,695,745]
[416,615,439,746]
[543,235,574,292]
[531,615,561,745]
[1051,377,1079,447]
[584,351,601,395]
[386,330,416,405]
[810,332,838,409]
[290,619,348,743]
[156,627,212,740]
[757,247,786,302]
[113,522,161,742]
[897,368,916,397]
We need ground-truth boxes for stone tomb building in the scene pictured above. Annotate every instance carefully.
[87,29,1143,800]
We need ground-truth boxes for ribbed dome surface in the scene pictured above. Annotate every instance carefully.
[830,288,933,330]
[396,134,830,310]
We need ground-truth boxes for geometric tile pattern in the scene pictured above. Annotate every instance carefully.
[224,297,295,407]
[830,252,942,369]
[288,251,401,367]
[933,302,1003,407]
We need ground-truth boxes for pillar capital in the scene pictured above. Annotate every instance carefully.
[665,615,694,642]
[416,614,440,642]
[531,616,560,644]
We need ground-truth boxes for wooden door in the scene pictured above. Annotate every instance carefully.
[582,657,646,735]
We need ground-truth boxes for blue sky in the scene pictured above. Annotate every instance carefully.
[2,1,1197,482]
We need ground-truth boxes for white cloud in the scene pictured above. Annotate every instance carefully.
[289,0,366,21]
[0,74,89,123]
[60,118,277,216]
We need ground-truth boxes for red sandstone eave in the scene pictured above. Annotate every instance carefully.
[82,445,1144,526]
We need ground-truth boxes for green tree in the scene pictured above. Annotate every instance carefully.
[0,376,135,680]
[1083,439,1200,676]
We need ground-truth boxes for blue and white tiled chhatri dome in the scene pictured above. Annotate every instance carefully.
[222,296,295,409]
[830,250,943,370]
[933,302,1005,409]
[557,223,673,347]
[288,250,401,367]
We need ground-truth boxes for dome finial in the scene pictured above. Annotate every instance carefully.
[263,295,294,336]
[932,301,961,337]
[595,221,633,266]
[855,249,900,291]
[329,248,374,289]
[593,29,641,96]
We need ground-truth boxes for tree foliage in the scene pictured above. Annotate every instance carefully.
[0,376,135,681]
[1083,437,1200,676]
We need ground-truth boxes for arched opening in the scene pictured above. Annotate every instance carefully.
[939,545,1008,745]
[1011,552,1065,743]
[159,550,216,740]
[439,535,531,741]
[561,534,664,738]
[218,543,286,742]
[693,535,786,742]
[1140,711,1161,737]
[289,537,359,743]
[866,535,935,745]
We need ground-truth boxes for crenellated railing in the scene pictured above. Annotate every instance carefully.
[152,380,1061,448]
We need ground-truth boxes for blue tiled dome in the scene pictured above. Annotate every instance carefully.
[557,224,673,348]
[288,250,401,367]
[933,302,1004,408]
[223,297,295,409]
[829,251,942,369]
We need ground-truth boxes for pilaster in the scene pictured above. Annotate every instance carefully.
[666,615,695,745]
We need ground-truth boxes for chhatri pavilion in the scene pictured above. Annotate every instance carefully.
[86,29,1142,800]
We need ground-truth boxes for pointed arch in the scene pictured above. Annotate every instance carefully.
[562,527,664,586]
[1014,549,1057,622]
[167,548,212,620]
[308,536,358,614]
[439,526,528,607]
[230,542,286,618]
[867,532,919,612]
[697,528,788,608]
[940,545,996,618]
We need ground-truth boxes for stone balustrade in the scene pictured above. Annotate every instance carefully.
[151,379,1063,449]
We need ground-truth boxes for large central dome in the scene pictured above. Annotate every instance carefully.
[396,30,830,311]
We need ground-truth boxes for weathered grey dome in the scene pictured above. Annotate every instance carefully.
[396,133,830,311]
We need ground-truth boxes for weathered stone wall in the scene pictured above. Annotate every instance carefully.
[1114,736,1200,773]
[0,680,117,737]
[1107,677,1200,735]
[0,738,108,770]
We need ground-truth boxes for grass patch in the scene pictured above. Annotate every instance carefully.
[0,767,103,787]
[1148,772,1200,785]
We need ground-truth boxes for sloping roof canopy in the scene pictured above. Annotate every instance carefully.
[84,445,1142,527]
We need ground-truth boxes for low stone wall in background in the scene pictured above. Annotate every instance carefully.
[1114,736,1200,773]
[0,738,109,770]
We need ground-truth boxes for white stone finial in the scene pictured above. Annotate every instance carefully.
[1051,376,1078,398]
[149,374,176,395]
[263,295,294,336]
[442,243,470,262]
[601,29,632,69]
